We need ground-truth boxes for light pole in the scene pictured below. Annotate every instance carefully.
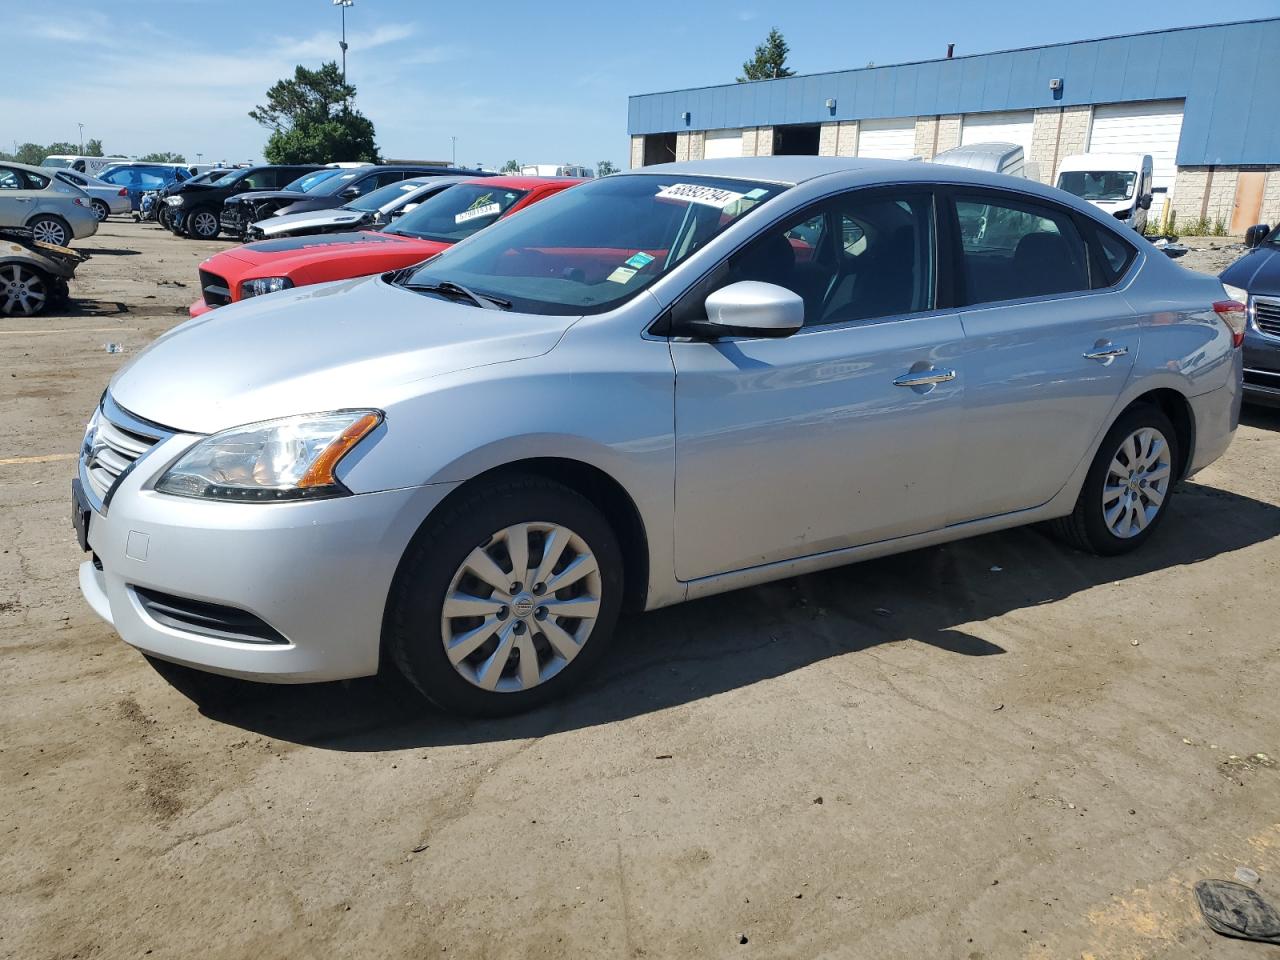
[77,123,84,154]
[333,0,353,82]
[451,136,457,166]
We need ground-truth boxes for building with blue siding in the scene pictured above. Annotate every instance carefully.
[627,18,1280,230]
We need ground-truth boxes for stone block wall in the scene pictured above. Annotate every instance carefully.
[629,136,644,170]
[913,117,938,159]
[935,115,962,154]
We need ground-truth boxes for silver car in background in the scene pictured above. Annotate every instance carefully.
[249,176,469,240]
[0,161,98,245]
[75,157,1242,716]
[53,169,132,221]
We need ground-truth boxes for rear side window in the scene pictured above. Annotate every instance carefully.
[1079,220,1138,287]
[954,193,1091,304]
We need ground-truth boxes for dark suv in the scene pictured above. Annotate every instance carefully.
[220,164,491,240]
[166,165,320,239]
[1221,223,1280,407]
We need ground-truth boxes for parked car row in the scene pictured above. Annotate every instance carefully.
[75,156,1246,716]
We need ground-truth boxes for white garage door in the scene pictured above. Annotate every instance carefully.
[856,117,916,160]
[704,129,743,160]
[961,110,1034,156]
[1088,100,1185,194]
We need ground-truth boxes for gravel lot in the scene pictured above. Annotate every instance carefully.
[2,220,1279,960]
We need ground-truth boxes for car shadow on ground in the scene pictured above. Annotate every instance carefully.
[149,479,1280,750]
[1241,404,1280,431]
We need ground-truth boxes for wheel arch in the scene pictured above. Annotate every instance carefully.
[1122,387,1195,480]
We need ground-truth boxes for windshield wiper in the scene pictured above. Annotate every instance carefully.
[400,280,511,310]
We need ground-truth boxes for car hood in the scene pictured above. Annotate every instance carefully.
[111,275,577,434]
[231,190,308,205]
[255,208,371,237]
[1221,246,1280,296]
[216,230,443,271]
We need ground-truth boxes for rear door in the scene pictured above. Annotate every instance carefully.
[0,165,42,227]
[943,187,1140,522]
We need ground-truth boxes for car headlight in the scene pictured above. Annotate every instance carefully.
[155,410,382,501]
[166,195,184,207]
[240,277,293,299]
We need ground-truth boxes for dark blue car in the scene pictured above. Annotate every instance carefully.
[94,164,191,211]
[1221,223,1280,407]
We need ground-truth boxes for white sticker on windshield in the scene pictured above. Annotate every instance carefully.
[455,202,501,224]
[607,266,637,284]
[744,188,769,200]
[655,183,746,208]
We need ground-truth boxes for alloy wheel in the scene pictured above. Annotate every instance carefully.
[1103,427,1172,538]
[1,264,48,316]
[31,219,68,246]
[92,201,109,222]
[440,522,602,693]
[192,211,218,238]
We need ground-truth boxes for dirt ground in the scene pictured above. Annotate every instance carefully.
[2,220,1279,960]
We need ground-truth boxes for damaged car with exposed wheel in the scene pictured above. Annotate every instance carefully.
[74,157,1242,716]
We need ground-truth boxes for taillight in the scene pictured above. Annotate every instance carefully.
[1213,300,1247,348]
[118,187,128,196]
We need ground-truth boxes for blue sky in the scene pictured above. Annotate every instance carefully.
[3,0,1276,169]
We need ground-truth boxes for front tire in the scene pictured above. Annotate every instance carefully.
[1050,404,1179,555]
[0,263,52,316]
[385,476,624,717]
[187,208,220,240]
[27,215,70,247]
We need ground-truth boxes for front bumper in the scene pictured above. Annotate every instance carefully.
[1242,329,1280,407]
[78,432,459,682]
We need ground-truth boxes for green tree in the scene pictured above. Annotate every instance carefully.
[0,140,110,164]
[250,62,379,164]
[139,151,187,163]
[84,139,104,157]
[596,160,619,176]
[500,159,521,173]
[737,27,795,82]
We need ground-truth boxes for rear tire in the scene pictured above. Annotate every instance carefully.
[385,475,624,717]
[27,215,71,247]
[91,200,110,222]
[1049,404,1179,555]
[188,208,220,240]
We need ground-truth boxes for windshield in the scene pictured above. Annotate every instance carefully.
[386,183,528,242]
[1056,170,1136,202]
[345,178,429,213]
[398,174,788,315]
[282,169,342,193]
[42,157,73,168]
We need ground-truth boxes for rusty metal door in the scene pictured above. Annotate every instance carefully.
[1231,172,1266,234]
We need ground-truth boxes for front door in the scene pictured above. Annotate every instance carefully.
[671,187,966,581]
[944,188,1140,522]
[0,165,42,229]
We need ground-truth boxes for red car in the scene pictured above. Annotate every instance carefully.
[189,176,582,317]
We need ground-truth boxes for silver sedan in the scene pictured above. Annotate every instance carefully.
[0,161,98,245]
[75,157,1242,715]
[53,169,132,221]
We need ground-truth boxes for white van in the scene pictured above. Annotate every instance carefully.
[520,164,595,179]
[930,142,1038,180]
[41,155,130,176]
[1055,153,1154,232]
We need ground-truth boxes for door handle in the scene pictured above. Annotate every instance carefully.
[1083,344,1129,362]
[893,368,957,387]
[15,197,33,203]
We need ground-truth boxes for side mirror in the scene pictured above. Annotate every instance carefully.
[1139,194,1153,210]
[681,281,804,339]
[1244,224,1271,249]
[341,186,362,199]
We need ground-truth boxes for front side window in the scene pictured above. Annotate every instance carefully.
[680,190,935,328]
[398,175,788,315]
[1056,171,1136,202]
[955,193,1090,304]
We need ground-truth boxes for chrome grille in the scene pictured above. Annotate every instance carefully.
[1255,296,1280,339]
[80,396,173,510]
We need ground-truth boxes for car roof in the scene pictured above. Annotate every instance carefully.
[1057,153,1150,172]
[630,156,915,186]
[2,160,58,175]
[465,176,586,188]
